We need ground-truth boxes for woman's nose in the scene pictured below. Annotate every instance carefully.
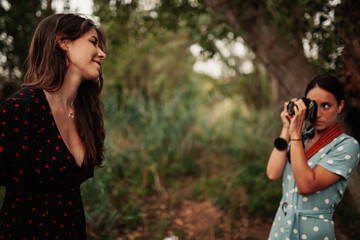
[98,48,106,60]
[316,106,321,118]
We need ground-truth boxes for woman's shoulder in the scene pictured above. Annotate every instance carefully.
[337,132,358,144]
[334,132,360,153]
[1,86,44,105]
[0,86,45,115]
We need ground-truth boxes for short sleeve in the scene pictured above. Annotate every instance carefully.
[0,92,34,187]
[317,136,360,179]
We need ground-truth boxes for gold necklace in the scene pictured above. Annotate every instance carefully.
[67,101,75,119]
[59,90,75,119]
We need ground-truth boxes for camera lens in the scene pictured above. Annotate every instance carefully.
[287,101,296,115]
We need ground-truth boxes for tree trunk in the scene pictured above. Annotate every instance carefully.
[201,0,360,214]
[201,0,318,106]
[342,39,360,214]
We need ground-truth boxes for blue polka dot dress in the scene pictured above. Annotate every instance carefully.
[0,87,93,239]
[268,129,360,240]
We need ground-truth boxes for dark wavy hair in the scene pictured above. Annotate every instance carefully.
[305,75,345,104]
[23,13,106,172]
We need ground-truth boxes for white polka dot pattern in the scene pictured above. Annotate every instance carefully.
[268,132,360,240]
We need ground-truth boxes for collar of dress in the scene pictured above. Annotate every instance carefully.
[305,123,343,160]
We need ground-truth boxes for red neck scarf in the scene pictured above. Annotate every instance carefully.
[305,123,343,160]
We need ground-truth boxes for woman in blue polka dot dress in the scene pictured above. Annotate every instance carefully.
[0,14,106,239]
[267,75,360,240]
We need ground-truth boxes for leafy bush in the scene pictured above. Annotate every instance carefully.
[82,79,201,237]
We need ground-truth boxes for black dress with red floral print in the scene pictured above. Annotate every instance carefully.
[0,87,93,239]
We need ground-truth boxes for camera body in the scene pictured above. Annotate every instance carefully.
[287,97,318,122]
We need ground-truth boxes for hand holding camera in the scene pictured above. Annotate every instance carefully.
[278,97,317,141]
[287,97,318,122]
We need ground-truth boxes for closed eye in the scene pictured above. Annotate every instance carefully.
[90,40,97,46]
[90,36,99,47]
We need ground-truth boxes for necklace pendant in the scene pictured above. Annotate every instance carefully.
[68,111,74,119]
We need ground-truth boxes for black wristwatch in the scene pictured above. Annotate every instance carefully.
[274,137,288,151]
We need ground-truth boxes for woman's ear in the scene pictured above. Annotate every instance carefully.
[55,34,69,51]
[338,99,345,113]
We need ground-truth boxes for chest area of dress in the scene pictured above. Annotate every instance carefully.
[28,107,89,185]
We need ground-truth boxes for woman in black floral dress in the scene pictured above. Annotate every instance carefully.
[0,13,107,239]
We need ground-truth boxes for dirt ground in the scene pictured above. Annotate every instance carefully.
[119,194,354,240]
[120,192,272,240]
[112,179,355,240]
[166,199,272,240]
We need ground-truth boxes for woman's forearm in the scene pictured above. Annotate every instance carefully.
[290,141,315,194]
[267,128,290,180]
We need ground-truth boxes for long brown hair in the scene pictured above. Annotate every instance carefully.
[23,13,106,172]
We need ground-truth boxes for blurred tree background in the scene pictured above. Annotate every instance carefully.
[1,0,360,239]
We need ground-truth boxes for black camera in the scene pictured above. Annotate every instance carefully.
[287,97,318,122]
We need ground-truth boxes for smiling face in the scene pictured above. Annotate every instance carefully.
[65,28,106,81]
[306,86,344,133]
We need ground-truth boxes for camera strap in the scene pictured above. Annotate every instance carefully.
[305,123,343,160]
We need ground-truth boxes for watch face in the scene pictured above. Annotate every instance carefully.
[274,138,287,150]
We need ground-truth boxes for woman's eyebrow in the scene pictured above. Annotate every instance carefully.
[320,101,331,105]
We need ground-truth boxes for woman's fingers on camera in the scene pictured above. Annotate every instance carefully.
[293,100,307,117]
[283,101,290,113]
[281,110,290,119]
[297,99,307,110]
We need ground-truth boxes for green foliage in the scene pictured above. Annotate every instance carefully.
[262,0,360,72]
[83,77,201,237]
[82,4,278,235]
[191,108,281,219]
[82,1,280,238]
[83,70,279,237]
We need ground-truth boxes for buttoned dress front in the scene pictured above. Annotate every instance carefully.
[268,131,360,240]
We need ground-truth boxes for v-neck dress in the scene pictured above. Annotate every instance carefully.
[0,86,93,239]
[268,129,360,240]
